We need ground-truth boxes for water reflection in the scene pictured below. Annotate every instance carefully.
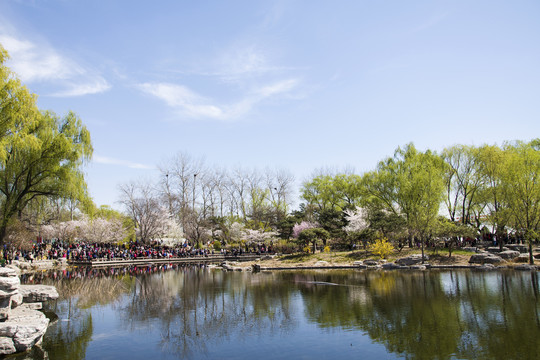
[21,267,540,360]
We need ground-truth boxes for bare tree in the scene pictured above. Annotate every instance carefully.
[118,181,168,243]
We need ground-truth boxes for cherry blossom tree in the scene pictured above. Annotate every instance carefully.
[344,207,368,234]
[79,217,127,244]
[292,221,318,238]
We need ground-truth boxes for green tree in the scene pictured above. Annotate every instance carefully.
[363,144,446,262]
[297,227,330,253]
[441,144,484,226]
[501,140,540,264]
[0,45,92,244]
[476,144,511,248]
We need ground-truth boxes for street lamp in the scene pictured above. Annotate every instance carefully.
[192,173,198,210]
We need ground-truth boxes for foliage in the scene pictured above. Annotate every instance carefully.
[297,227,330,253]
[273,239,297,254]
[500,140,540,264]
[363,143,446,259]
[213,240,222,251]
[292,221,318,238]
[0,45,93,245]
[369,237,394,259]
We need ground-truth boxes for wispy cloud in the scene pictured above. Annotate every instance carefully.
[0,33,111,96]
[137,78,299,121]
[93,155,155,170]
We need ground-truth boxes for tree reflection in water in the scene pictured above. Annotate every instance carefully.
[294,270,540,360]
[121,268,296,358]
[20,267,540,359]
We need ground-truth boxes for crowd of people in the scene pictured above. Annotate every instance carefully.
[3,239,274,264]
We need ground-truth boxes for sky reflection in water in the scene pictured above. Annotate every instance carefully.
[18,266,540,360]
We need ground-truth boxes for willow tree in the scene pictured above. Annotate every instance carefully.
[501,140,540,264]
[363,144,446,261]
[0,45,92,244]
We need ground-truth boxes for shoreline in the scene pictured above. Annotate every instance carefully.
[7,249,539,274]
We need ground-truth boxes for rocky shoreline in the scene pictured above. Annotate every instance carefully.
[0,267,58,356]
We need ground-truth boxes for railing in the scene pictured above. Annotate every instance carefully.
[68,253,266,267]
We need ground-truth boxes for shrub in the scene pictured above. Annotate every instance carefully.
[323,246,331,253]
[273,240,297,254]
[303,246,311,254]
[369,237,394,259]
[213,240,222,251]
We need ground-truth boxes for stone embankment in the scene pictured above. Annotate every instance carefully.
[0,267,58,356]
[214,252,539,272]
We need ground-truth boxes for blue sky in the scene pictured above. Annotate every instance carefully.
[1,0,539,209]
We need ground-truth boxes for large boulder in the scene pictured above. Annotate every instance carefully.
[514,264,537,271]
[498,250,520,260]
[507,244,528,253]
[486,247,509,253]
[19,285,58,303]
[469,253,504,264]
[382,262,403,270]
[396,254,428,266]
[363,260,379,266]
[0,304,49,354]
[0,268,20,321]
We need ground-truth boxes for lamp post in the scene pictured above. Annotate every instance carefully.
[192,173,197,211]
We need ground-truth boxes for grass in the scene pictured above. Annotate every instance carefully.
[272,247,475,266]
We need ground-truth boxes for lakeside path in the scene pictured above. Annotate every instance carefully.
[10,248,540,272]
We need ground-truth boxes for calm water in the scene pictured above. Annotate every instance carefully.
[16,266,540,360]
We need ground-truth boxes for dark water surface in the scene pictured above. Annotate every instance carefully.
[15,266,540,359]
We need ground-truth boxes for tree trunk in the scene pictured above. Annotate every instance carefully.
[421,236,425,264]
[529,242,535,265]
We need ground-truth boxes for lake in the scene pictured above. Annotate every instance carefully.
[17,265,540,359]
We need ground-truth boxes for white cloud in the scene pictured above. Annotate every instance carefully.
[137,78,299,121]
[51,77,111,97]
[0,33,111,96]
[93,155,155,170]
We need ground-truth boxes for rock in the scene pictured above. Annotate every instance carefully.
[353,261,364,266]
[395,254,428,266]
[514,264,537,271]
[487,247,509,253]
[475,264,496,271]
[498,250,520,260]
[355,264,368,269]
[462,247,478,253]
[516,254,531,263]
[507,244,528,253]
[252,264,261,272]
[409,265,427,270]
[10,293,23,308]
[363,260,379,266]
[261,255,274,260]
[0,305,49,354]
[19,285,58,303]
[382,263,408,270]
[0,268,18,278]
[5,266,20,276]
[0,337,16,355]
[22,303,42,310]
[469,253,504,264]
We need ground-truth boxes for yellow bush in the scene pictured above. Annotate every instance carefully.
[303,246,312,254]
[369,238,394,259]
[323,246,331,253]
